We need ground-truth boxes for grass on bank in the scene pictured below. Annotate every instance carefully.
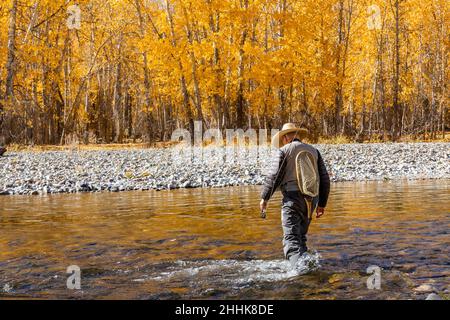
[317,132,450,144]
[4,132,449,152]
[5,141,179,152]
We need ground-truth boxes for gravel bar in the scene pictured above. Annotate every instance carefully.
[0,143,449,196]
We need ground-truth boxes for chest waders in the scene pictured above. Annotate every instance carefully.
[295,150,320,221]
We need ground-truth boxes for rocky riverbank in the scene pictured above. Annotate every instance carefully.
[0,143,449,195]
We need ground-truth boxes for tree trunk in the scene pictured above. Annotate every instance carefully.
[135,0,156,143]
[236,29,247,129]
[113,60,123,143]
[166,0,195,142]
[333,0,345,135]
[5,0,18,100]
[392,0,401,141]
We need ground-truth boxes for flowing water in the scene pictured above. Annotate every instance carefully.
[0,180,449,299]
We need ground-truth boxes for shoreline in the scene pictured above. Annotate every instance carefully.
[1,142,449,196]
[0,178,448,199]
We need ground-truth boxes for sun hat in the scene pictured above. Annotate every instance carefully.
[271,123,309,148]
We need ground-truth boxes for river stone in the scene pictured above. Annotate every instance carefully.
[414,284,436,293]
[425,293,442,300]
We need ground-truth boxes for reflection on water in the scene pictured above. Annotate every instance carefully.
[0,180,449,299]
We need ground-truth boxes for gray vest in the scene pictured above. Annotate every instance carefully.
[280,141,319,190]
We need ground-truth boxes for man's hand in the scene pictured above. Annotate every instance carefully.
[260,199,268,212]
[316,207,325,218]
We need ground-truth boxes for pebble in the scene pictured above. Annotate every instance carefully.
[0,142,448,196]
[425,293,442,300]
[414,284,437,293]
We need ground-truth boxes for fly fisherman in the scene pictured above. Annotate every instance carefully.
[260,123,330,268]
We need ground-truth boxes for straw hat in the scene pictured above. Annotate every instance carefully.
[271,123,309,148]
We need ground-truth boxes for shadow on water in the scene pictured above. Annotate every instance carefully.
[0,180,449,299]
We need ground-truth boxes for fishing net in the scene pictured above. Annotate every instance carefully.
[295,150,320,220]
[295,150,319,198]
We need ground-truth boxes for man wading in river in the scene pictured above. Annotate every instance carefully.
[260,123,330,269]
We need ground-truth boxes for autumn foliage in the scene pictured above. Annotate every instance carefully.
[0,0,448,145]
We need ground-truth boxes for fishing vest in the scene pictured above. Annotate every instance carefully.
[280,141,320,197]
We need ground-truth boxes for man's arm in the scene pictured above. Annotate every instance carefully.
[317,150,330,208]
[260,148,286,202]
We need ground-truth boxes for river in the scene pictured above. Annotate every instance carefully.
[0,180,449,299]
